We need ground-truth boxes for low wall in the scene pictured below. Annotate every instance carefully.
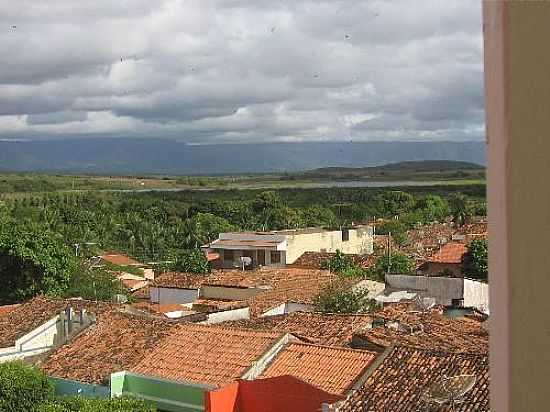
[150,287,200,305]
[463,278,490,312]
[200,285,263,301]
[260,302,314,318]
[385,274,464,306]
[111,371,214,412]
[203,307,250,324]
[51,377,110,398]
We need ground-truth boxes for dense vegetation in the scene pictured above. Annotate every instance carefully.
[0,183,485,303]
[0,362,155,412]
[314,281,376,314]
[462,239,489,281]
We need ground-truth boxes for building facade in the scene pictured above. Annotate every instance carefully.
[203,227,374,269]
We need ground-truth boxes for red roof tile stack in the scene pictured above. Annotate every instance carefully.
[131,324,285,387]
[335,345,489,411]
[260,343,377,395]
[41,311,177,384]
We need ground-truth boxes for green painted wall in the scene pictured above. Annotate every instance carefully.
[51,377,110,399]
[112,371,213,412]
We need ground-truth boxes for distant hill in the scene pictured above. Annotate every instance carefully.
[0,139,486,175]
[308,160,484,174]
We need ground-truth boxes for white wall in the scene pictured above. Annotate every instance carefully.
[463,279,490,313]
[150,287,200,305]
[285,227,374,264]
[202,307,250,324]
[0,310,91,363]
[260,302,315,317]
[385,274,464,306]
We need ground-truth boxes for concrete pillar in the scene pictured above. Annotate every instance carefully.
[484,1,550,410]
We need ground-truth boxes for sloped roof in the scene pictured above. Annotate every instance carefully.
[100,252,144,266]
[335,346,489,412]
[355,305,488,353]
[222,312,373,347]
[41,311,176,384]
[0,297,115,348]
[131,324,285,387]
[0,303,20,318]
[260,343,377,395]
[151,272,209,289]
[427,242,468,264]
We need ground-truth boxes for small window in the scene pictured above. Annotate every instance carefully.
[224,249,234,261]
[342,229,350,242]
[270,251,281,264]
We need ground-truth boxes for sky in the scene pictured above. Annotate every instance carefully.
[0,0,484,144]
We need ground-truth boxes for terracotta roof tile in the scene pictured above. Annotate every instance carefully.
[222,312,373,347]
[100,252,143,267]
[0,303,20,318]
[261,343,377,395]
[151,272,211,289]
[335,346,489,412]
[131,324,284,387]
[427,242,468,264]
[0,297,115,348]
[41,311,177,384]
[292,252,376,269]
[354,305,488,353]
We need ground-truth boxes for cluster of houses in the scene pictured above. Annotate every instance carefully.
[0,222,489,411]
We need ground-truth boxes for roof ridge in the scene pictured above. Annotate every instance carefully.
[288,342,378,356]
[173,323,284,338]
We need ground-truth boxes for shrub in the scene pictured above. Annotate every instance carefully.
[314,282,375,314]
[366,253,415,281]
[321,250,366,278]
[173,249,210,274]
[0,361,55,412]
[37,396,156,412]
[462,238,488,281]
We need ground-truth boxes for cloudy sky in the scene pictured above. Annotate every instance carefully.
[0,0,484,144]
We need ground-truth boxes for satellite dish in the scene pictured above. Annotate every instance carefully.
[240,256,252,271]
[425,374,477,409]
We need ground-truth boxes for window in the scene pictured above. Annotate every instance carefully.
[270,251,281,264]
[342,229,350,242]
[224,249,234,262]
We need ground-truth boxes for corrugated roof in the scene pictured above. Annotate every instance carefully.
[41,311,177,384]
[335,346,489,412]
[261,343,377,395]
[131,324,284,387]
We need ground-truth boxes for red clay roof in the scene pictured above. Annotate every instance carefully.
[260,343,377,395]
[131,324,285,387]
[354,304,488,353]
[0,297,115,348]
[100,252,143,267]
[427,242,467,264]
[221,312,373,347]
[151,272,208,289]
[41,311,177,384]
[335,345,489,412]
[0,304,20,318]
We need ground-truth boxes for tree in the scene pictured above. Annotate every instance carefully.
[38,397,156,412]
[417,195,449,222]
[367,253,414,281]
[64,263,126,302]
[314,282,375,314]
[173,249,210,274]
[192,213,236,245]
[0,223,79,303]
[449,193,470,226]
[0,361,54,412]
[321,250,365,278]
[462,238,488,281]
[375,220,408,246]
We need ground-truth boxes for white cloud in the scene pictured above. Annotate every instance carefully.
[0,0,484,143]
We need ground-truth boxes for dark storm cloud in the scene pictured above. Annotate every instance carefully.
[0,0,484,142]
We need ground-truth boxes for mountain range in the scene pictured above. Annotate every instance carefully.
[0,139,486,175]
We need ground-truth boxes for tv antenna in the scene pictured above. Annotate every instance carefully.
[424,374,477,411]
[240,256,252,271]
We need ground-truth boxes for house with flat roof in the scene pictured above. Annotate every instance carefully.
[202,226,374,269]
